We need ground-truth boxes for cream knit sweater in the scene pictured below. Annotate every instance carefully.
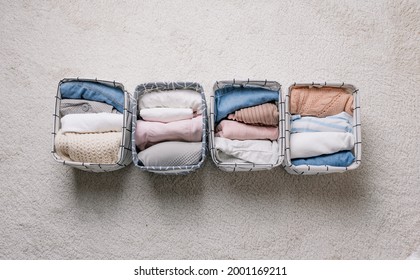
[55,130,121,164]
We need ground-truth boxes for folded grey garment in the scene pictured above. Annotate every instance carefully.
[60,99,119,116]
[138,141,202,166]
[215,149,249,164]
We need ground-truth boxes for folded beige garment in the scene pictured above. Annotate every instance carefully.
[55,130,121,164]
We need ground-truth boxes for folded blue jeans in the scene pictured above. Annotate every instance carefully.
[292,151,355,167]
[60,81,125,113]
[215,86,279,123]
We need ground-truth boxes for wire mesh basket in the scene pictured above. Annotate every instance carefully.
[209,79,285,172]
[131,82,207,175]
[51,78,132,172]
[283,82,361,175]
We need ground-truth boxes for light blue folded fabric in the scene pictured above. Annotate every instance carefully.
[292,151,355,167]
[215,86,278,123]
[291,112,353,133]
[60,81,125,113]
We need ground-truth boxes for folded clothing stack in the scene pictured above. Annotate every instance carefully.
[54,81,124,164]
[135,89,203,167]
[289,86,355,167]
[213,86,280,165]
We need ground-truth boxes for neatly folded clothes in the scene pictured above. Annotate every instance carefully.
[60,99,118,116]
[135,116,202,150]
[290,132,354,159]
[290,87,353,117]
[227,103,279,126]
[138,89,202,113]
[138,141,202,166]
[292,151,355,167]
[215,120,279,140]
[214,137,279,164]
[291,112,353,133]
[61,113,123,134]
[140,108,193,123]
[55,130,121,163]
[60,81,125,113]
[215,86,279,123]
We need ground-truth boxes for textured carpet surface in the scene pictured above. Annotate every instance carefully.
[0,0,419,259]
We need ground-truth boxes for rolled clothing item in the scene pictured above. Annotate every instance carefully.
[291,112,353,133]
[60,81,125,113]
[292,151,355,167]
[138,141,202,166]
[61,113,123,134]
[140,108,193,123]
[60,99,118,116]
[139,89,202,114]
[215,86,279,123]
[135,116,203,150]
[55,130,121,164]
[290,87,353,117]
[214,137,279,165]
[227,103,279,126]
[290,132,354,159]
[215,120,279,140]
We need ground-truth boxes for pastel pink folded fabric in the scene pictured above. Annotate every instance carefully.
[215,120,279,140]
[227,103,279,126]
[135,116,202,150]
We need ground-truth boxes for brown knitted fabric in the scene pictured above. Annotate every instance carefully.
[55,130,121,163]
[290,87,354,117]
[227,103,279,126]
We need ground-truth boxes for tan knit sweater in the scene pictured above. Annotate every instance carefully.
[227,103,279,126]
[290,87,354,117]
[55,130,121,164]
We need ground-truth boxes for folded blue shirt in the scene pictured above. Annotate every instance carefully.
[60,81,125,113]
[215,86,279,123]
[291,112,353,134]
[292,151,355,167]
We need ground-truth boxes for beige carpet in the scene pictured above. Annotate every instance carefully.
[0,0,419,259]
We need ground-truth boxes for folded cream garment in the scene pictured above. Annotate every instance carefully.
[140,108,193,123]
[290,132,354,159]
[214,137,279,164]
[55,130,121,163]
[135,116,203,150]
[216,120,279,140]
[138,141,202,166]
[61,113,123,134]
[227,103,279,126]
[139,89,202,113]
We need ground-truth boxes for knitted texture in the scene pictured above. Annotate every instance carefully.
[227,103,279,126]
[290,87,353,117]
[55,130,121,164]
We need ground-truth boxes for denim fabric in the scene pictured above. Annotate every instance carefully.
[215,86,279,123]
[60,81,124,113]
[292,151,355,167]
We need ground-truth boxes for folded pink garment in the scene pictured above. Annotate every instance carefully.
[135,116,202,150]
[215,120,279,140]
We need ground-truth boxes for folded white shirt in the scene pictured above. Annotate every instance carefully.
[214,137,279,165]
[60,113,123,133]
[140,108,193,123]
[138,89,203,113]
[290,132,354,159]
